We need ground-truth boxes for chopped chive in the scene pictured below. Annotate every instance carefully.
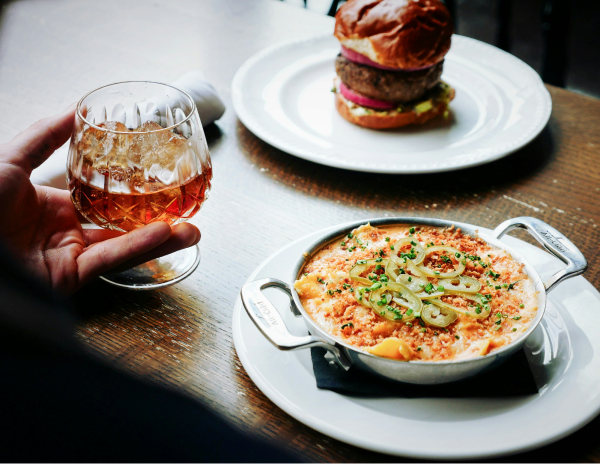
[455,335,460,340]
[519,303,524,308]
[513,316,522,320]
[409,227,415,234]
[341,322,354,329]
[385,237,391,242]
[512,328,517,332]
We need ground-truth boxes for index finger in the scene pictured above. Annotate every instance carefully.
[1,104,76,174]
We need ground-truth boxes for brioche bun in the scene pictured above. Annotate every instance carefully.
[334,81,455,129]
[334,0,453,70]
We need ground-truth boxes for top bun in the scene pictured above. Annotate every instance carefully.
[334,0,453,70]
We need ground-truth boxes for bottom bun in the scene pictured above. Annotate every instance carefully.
[334,82,455,130]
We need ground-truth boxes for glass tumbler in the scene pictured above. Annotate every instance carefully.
[67,81,212,289]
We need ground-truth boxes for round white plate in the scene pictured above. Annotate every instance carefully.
[232,222,600,460]
[232,34,551,174]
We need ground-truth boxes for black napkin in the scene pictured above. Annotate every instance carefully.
[311,347,538,397]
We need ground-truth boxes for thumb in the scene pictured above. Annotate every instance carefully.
[1,104,76,174]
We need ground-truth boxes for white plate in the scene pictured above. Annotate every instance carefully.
[232,223,600,460]
[232,34,551,174]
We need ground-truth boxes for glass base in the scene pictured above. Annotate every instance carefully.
[100,245,200,290]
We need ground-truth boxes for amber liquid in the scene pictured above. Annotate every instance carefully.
[70,168,211,232]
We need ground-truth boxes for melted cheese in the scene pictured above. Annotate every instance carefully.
[294,273,322,299]
[455,340,491,360]
[366,338,415,361]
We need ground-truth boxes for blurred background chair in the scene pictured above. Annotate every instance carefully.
[280,0,599,98]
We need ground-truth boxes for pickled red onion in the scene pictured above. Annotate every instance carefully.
[341,46,435,72]
[339,82,396,110]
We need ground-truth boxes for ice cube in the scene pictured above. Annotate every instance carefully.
[77,120,191,188]
[129,121,189,176]
[78,121,132,181]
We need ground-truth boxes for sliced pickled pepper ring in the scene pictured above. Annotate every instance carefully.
[349,258,389,285]
[432,292,491,319]
[368,282,421,323]
[418,245,466,278]
[391,237,425,265]
[438,275,482,293]
[421,303,458,328]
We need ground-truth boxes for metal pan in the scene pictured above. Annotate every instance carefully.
[241,217,587,385]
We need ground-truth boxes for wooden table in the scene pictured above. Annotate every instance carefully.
[1,0,599,461]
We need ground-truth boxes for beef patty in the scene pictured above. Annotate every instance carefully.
[335,55,444,103]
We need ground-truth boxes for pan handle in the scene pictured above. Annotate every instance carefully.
[492,217,587,293]
[240,278,351,370]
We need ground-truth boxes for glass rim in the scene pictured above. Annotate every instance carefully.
[76,80,197,135]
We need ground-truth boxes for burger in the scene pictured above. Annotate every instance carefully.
[333,0,455,129]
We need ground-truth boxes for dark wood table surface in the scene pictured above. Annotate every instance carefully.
[1,0,599,461]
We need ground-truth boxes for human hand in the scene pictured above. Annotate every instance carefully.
[0,106,201,295]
